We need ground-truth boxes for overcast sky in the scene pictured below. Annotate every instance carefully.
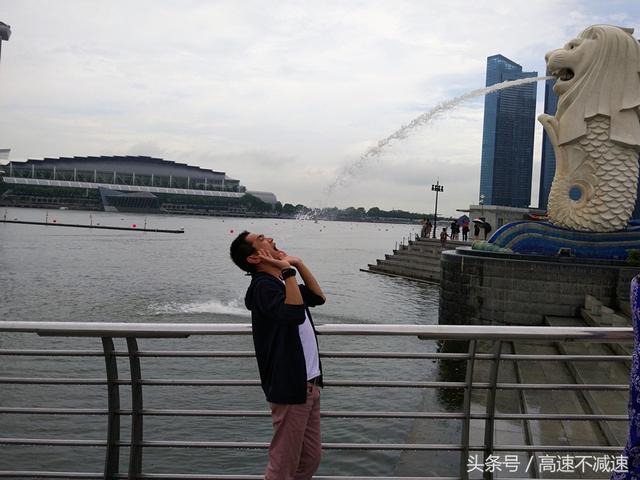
[1,1,639,216]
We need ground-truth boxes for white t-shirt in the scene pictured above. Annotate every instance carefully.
[298,310,320,380]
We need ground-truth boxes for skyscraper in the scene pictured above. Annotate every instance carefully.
[479,55,537,208]
[539,79,558,210]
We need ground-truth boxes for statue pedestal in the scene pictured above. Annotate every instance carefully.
[486,221,640,261]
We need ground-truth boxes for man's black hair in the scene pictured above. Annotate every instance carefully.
[230,230,256,273]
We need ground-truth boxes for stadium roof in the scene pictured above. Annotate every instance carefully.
[3,177,245,198]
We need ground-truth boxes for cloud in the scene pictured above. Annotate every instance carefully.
[1,0,639,216]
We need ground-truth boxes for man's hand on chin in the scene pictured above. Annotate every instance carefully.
[276,250,302,268]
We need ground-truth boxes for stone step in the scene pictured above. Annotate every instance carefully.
[366,237,467,283]
[377,259,441,276]
[512,341,611,449]
[543,315,630,446]
[370,259,440,275]
[579,303,632,356]
[384,252,442,266]
[412,238,468,247]
[394,245,443,254]
[367,263,440,283]
[403,248,450,258]
[581,295,631,327]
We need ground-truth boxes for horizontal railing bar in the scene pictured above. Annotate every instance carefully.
[136,441,625,452]
[140,379,467,388]
[0,407,627,421]
[0,377,110,385]
[0,322,633,342]
[138,350,255,358]
[0,408,108,415]
[0,348,631,363]
[496,354,631,361]
[0,349,106,356]
[128,351,636,362]
[0,472,102,479]
[1,438,465,450]
[494,382,628,390]
[141,379,259,386]
[137,351,468,360]
[0,438,107,446]
[142,409,465,419]
[142,409,628,421]
[0,437,622,453]
[0,377,627,390]
[140,379,629,390]
[140,440,465,450]
[492,444,624,452]
[494,413,628,421]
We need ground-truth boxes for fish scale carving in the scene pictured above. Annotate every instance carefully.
[547,116,638,231]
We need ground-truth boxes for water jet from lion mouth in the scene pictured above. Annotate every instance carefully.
[325,75,552,195]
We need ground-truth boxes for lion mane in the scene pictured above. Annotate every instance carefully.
[556,25,640,148]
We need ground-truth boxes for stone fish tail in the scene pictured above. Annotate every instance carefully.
[547,116,640,232]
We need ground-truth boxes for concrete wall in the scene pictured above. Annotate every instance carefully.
[440,247,640,326]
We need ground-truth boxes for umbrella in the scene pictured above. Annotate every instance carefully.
[456,215,469,226]
[472,218,486,224]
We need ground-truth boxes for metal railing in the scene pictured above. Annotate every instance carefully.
[0,322,634,479]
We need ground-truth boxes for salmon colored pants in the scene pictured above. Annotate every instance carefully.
[265,384,321,480]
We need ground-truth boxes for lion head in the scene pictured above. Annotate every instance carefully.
[545,25,640,148]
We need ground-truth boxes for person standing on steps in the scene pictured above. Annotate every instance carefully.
[440,227,449,247]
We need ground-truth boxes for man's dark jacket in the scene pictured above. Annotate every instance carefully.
[245,272,324,404]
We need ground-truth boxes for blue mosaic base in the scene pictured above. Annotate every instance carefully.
[487,221,640,260]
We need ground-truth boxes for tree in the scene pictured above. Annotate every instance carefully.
[282,203,296,215]
[240,194,271,212]
[367,207,382,217]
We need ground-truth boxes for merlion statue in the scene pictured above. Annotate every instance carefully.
[539,25,640,232]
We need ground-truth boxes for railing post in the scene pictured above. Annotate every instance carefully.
[127,337,143,478]
[483,340,502,480]
[102,337,120,480]
[460,339,477,480]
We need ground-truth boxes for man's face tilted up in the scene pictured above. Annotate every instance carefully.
[245,233,284,267]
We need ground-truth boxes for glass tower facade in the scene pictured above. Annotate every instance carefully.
[539,79,558,210]
[480,55,537,208]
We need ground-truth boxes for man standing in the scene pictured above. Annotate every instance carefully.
[230,231,325,480]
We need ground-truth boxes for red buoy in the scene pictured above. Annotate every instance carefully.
[132,224,137,228]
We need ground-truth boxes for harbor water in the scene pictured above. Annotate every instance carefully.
[0,207,461,476]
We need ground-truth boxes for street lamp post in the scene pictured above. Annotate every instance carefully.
[431,180,444,239]
[0,22,11,65]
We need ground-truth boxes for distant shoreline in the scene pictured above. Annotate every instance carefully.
[0,203,455,225]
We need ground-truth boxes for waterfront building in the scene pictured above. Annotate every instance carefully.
[479,54,538,208]
[0,155,277,214]
[466,204,545,230]
[538,79,558,211]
